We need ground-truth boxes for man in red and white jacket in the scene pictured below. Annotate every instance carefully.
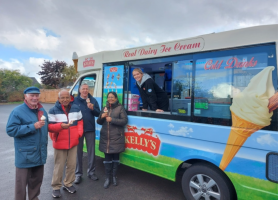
[48,90,83,198]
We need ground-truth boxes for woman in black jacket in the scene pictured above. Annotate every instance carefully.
[97,92,128,189]
[132,68,169,112]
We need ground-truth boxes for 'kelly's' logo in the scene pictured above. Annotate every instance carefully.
[125,125,161,156]
[83,57,95,68]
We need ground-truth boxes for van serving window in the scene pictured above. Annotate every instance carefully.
[123,43,278,129]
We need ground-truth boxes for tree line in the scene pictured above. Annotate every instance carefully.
[0,60,78,102]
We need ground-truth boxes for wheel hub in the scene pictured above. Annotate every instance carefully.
[189,174,221,200]
[201,185,207,193]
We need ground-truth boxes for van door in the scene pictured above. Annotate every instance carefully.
[71,72,99,98]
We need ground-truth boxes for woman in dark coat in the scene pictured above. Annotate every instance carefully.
[97,92,128,189]
[132,68,169,112]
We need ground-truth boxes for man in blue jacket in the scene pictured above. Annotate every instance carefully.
[6,86,48,200]
[74,83,100,184]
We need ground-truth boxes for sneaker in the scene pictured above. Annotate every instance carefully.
[63,185,76,194]
[74,176,82,184]
[52,189,61,198]
[88,174,98,181]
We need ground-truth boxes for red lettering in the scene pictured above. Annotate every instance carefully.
[175,42,187,50]
[139,48,157,56]
[192,43,200,48]
[174,42,180,51]
[204,60,213,70]
[225,57,257,69]
[123,50,137,57]
[204,60,223,70]
[160,45,171,53]
[246,57,257,67]
[174,42,201,51]
[225,57,236,69]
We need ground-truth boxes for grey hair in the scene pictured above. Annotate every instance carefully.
[80,83,89,89]
[58,89,70,98]
[81,83,88,86]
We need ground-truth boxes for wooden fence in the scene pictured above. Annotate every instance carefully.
[40,89,70,103]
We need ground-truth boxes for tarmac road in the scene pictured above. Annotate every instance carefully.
[0,103,185,200]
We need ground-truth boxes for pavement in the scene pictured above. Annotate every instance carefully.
[0,103,185,200]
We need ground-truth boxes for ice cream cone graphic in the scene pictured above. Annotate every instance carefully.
[220,66,276,171]
[219,111,264,170]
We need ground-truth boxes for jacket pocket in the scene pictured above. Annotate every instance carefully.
[17,146,40,165]
[117,127,124,136]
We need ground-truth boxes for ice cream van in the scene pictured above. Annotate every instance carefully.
[70,24,278,200]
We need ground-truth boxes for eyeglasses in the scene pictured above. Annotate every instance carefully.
[107,97,116,99]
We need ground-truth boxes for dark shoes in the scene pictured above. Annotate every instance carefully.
[112,160,120,186]
[104,178,110,189]
[74,176,82,184]
[52,189,61,198]
[88,173,98,181]
[112,176,117,186]
[63,185,76,194]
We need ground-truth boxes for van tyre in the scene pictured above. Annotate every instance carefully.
[181,163,236,200]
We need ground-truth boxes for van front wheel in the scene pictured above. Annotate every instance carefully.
[181,163,235,200]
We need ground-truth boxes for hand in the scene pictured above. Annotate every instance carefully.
[34,121,45,129]
[61,123,70,129]
[87,103,94,110]
[101,113,108,119]
[106,117,112,122]
[156,109,164,112]
[142,108,148,111]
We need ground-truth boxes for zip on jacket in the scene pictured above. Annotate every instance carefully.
[107,104,112,153]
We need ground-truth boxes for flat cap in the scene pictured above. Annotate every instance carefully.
[24,86,40,94]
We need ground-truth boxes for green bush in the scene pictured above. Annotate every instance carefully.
[0,69,32,101]
[7,91,25,102]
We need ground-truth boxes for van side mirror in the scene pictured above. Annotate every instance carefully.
[266,152,278,183]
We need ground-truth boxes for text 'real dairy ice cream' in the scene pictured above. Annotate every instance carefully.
[230,66,275,126]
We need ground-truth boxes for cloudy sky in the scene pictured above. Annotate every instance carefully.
[0,0,277,82]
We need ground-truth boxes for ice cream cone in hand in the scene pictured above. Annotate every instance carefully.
[41,115,46,121]
[104,107,108,113]
[220,66,275,171]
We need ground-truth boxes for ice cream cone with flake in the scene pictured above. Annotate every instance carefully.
[220,66,276,171]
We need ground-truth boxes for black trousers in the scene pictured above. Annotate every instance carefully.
[104,153,119,161]
[15,165,44,200]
